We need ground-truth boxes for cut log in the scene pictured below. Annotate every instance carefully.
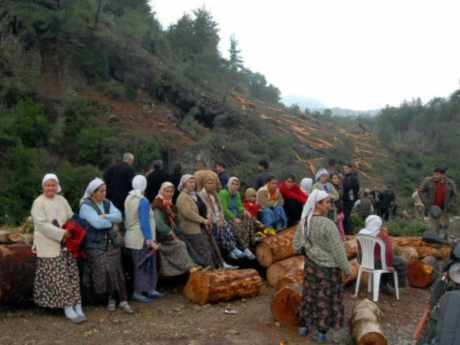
[392,237,424,248]
[343,259,360,286]
[352,299,388,345]
[0,244,36,304]
[345,238,359,259]
[416,246,452,260]
[256,227,297,267]
[408,259,435,288]
[266,256,304,289]
[398,246,419,263]
[184,269,263,305]
[271,284,302,327]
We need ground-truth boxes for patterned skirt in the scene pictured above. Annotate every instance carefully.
[299,257,345,332]
[233,216,257,249]
[158,238,195,277]
[34,249,81,309]
[83,244,127,301]
[178,230,223,269]
[211,223,239,254]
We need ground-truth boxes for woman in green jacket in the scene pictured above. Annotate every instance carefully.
[219,177,257,260]
[152,182,196,276]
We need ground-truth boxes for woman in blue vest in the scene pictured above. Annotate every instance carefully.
[79,178,133,314]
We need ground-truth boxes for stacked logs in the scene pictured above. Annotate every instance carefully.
[352,299,388,345]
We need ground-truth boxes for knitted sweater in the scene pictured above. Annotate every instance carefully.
[294,215,352,275]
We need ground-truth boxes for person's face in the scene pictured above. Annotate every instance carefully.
[286,178,295,189]
[185,178,196,192]
[434,172,445,182]
[316,198,332,214]
[216,165,224,173]
[258,164,265,172]
[205,179,217,192]
[332,175,341,186]
[268,180,278,191]
[248,195,257,202]
[163,187,175,200]
[92,184,107,203]
[128,158,135,166]
[43,180,59,198]
[230,180,240,193]
[319,174,329,184]
[343,165,352,174]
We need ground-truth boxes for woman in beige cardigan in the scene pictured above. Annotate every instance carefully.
[31,174,85,324]
[175,174,225,269]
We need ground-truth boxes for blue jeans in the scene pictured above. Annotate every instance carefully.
[261,207,288,231]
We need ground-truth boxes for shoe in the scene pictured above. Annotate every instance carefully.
[229,250,239,260]
[73,304,87,321]
[314,330,329,344]
[64,306,84,324]
[298,326,310,337]
[223,262,239,270]
[234,248,246,259]
[70,315,87,324]
[107,299,116,312]
[119,301,134,315]
[132,292,154,303]
[147,290,165,299]
[244,248,256,260]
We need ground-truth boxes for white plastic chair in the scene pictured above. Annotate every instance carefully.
[354,234,400,302]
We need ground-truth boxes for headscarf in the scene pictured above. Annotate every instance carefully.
[359,215,383,237]
[178,174,194,192]
[315,168,329,182]
[82,177,105,200]
[42,173,62,193]
[157,182,176,226]
[227,177,240,194]
[300,189,330,237]
[158,182,175,199]
[129,175,147,198]
[300,178,313,194]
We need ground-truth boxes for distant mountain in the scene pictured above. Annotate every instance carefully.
[329,107,380,117]
[282,94,326,110]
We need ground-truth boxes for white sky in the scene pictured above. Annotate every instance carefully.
[149,0,460,110]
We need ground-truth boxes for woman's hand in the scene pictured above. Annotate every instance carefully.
[234,218,242,224]
[146,240,160,251]
[244,210,252,218]
[62,231,71,240]
[100,213,109,220]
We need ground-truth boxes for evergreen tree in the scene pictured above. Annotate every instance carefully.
[228,35,243,72]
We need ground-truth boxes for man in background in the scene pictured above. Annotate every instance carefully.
[215,163,229,187]
[145,160,167,202]
[255,160,272,190]
[342,163,360,234]
[104,153,135,215]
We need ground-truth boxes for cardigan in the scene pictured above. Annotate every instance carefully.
[219,189,244,221]
[257,185,284,209]
[176,191,209,235]
[31,194,73,258]
[124,193,156,250]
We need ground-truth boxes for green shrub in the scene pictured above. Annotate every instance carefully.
[386,218,428,237]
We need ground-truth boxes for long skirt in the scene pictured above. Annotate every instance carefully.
[299,257,345,332]
[233,216,257,249]
[83,244,128,301]
[211,223,239,255]
[178,229,223,269]
[158,238,195,277]
[131,247,158,293]
[34,249,81,309]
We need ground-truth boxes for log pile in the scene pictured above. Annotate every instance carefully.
[0,217,34,246]
[184,269,263,305]
[256,227,297,268]
[407,256,438,288]
[352,299,388,345]
[271,283,302,327]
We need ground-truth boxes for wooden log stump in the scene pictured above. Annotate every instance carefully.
[408,258,436,288]
[271,284,302,327]
[184,269,263,305]
[346,238,359,259]
[0,244,36,304]
[398,246,419,263]
[256,227,297,267]
[266,256,304,289]
[352,299,388,345]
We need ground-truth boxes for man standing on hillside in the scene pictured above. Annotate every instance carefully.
[215,163,230,187]
[342,163,360,234]
[104,152,135,215]
[419,167,457,239]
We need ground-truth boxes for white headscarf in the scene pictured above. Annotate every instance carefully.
[42,173,62,193]
[300,189,330,237]
[178,174,194,192]
[300,178,313,194]
[227,176,240,193]
[129,175,147,198]
[158,181,175,198]
[359,215,383,237]
[315,168,329,182]
[83,177,105,200]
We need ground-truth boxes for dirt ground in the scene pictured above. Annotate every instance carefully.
[0,282,429,345]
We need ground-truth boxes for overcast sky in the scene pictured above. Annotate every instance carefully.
[150,0,460,110]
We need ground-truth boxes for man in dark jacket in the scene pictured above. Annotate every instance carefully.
[145,160,168,202]
[103,153,135,216]
[419,167,457,238]
[342,163,360,234]
[255,160,272,190]
[215,163,230,188]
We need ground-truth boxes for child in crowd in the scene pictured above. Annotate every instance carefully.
[244,188,262,218]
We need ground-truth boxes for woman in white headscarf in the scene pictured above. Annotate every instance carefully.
[79,178,133,314]
[31,174,85,324]
[313,169,340,221]
[124,175,162,303]
[152,181,197,276]
[294,190,352,343]
[358,215,408,292]
[175,174,225,269]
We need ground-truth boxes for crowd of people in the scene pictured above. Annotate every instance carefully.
[30,153,456,343]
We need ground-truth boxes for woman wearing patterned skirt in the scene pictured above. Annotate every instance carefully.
[294,190,352,344]
[31,174,85,324]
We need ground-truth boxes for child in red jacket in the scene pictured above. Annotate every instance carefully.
[244,188,262,218]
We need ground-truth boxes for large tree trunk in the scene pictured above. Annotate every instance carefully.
[184,269,263,305]
[266,256,304,289]
[256,227,297,267]
[271,283,302,327]
[407,257,436,288]
[352,299,388,345]
[0,244,36,305]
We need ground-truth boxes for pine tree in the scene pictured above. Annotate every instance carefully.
[228,35,243,72]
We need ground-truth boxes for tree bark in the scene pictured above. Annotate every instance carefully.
[266,255,304,289]
[256,227,297,267]
[397,246,419,263]
[271,284,302,327]
[407,258,436,288]
[352,299,388,345]
[0,244,36,305]
[184,269,263,305]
